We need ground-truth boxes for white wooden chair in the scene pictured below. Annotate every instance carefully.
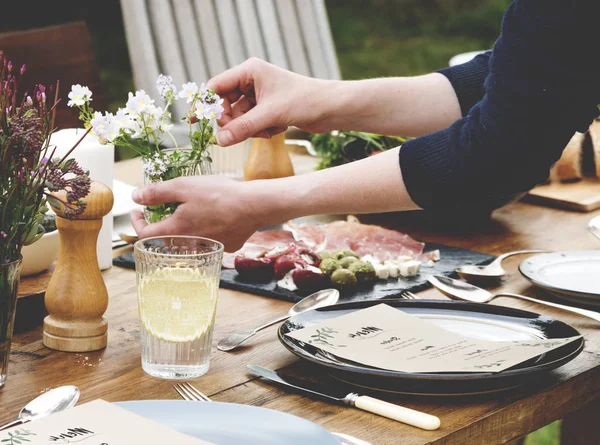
[119,0,341,123]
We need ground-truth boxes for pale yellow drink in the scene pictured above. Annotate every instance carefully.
[134,236,223,380]
[138,268,218,342]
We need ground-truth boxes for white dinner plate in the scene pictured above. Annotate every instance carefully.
[112,179,142,217]
[519,251,600,302]
[116,401,340,445]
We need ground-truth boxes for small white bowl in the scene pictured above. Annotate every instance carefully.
[21,230,60,277]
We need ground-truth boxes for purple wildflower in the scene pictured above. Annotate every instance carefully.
[20,64,26,75]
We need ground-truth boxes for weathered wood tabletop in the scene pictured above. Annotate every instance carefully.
[1,153,599,445]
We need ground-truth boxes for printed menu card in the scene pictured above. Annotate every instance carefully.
[1,400,213,445]
[285,304,582,373]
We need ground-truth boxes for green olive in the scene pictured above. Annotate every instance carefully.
[339,256,358,268]
[334,250,359,260]
[319,258,341,276]
[318,251,335,262]
[331,268,358,291]
[348,261,376,283]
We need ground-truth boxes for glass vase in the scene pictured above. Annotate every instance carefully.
[143,149,211,224]
[0,257,22,388]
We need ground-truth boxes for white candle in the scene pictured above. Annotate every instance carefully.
[49,128,114,270]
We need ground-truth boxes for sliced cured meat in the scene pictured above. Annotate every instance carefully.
[284,222,326,250]
[224,218,436,268]
[222,229,297,269]
[286,220,425,261]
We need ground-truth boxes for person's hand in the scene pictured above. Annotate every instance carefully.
[207,58,335,146]
[130,176,264,252]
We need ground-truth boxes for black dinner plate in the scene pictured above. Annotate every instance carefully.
[278,300,584,396]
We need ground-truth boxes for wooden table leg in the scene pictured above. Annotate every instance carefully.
[560,398,600,445]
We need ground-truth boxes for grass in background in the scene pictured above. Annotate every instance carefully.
[326,0,509,78]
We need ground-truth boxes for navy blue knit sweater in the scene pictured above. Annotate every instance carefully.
[399,0,600,213]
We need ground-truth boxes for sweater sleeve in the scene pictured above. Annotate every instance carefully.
[437,52,491,116]
[399,0,600,213]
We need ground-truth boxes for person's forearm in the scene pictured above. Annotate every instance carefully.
[318,73,461,137]
[244,147,418,227]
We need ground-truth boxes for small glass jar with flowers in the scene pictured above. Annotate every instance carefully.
[0,53,91,386]
[68,75,224,223]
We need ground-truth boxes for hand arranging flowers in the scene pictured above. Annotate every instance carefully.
[67,75,224,223]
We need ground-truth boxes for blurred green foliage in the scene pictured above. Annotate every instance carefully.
[326,0,511,78]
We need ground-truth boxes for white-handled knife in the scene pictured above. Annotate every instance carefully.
[248,365,440,431]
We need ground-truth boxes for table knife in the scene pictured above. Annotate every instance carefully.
[247,365,440,431]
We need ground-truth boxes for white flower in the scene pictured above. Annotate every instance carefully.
[114,108,133,133]
[179,82,199,103]
[209,97,224,120]
[143,153,168,181]
[125,90,155,114]
[90,111,121,144]
[193,95,224,121]
[90,112,110,143]
[156,74,177,101]
[67,84,93,107]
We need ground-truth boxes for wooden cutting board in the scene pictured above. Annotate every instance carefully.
[524,177,600,212]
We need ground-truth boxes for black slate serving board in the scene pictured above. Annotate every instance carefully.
[114,243,495,304]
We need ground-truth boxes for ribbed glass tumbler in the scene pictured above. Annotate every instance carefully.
[134,236,223,379]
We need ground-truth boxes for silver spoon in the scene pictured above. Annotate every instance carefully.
[119,232,139,245]
[428,275,600,323]
[589,216,600,241]
[456,250,550,282]
[218,289,340,352]
[0,385,80,431]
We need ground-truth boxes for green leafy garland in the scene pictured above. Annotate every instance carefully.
[311,131,412,170]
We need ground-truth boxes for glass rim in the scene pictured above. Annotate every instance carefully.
[133,235,224,258]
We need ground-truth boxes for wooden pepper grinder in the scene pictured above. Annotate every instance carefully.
[244,133,295,180]
[43,181,114,352]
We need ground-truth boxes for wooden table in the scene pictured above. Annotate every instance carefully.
[1,154,600,445]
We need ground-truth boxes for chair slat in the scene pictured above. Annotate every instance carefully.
[147,0,189,120]
[171,0,210,84]
[120,0,161,98]
[294,0,329,79]
[312,0,341,79]
[214,0,247,67]
[234,0,267,60]
[255,0,289,69]
[193,0,228,77]
[274,0,310,76]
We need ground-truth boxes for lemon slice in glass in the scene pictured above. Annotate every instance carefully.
[138,268,218,342]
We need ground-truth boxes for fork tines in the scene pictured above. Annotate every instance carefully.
[174,382,212,402]
[401,291,418,300]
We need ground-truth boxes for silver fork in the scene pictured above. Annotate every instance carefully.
[173,383,372,445]
[401,291,419,300]
[173,382,212,402]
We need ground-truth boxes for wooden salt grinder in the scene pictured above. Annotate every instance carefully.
[43,181,114,352]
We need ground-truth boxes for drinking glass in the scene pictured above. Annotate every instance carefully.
[0,257,21,387]
[143,148,211,224]
[134,236,223,379]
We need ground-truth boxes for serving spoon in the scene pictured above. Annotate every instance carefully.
[428,275,600,323]
[0,385,80,431]
[218,289,340,352]
[456,250,549,282]
[588,215,600,241]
